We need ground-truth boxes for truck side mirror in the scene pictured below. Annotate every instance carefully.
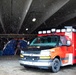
[67,40,71,46]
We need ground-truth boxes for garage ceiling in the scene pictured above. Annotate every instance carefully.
[0,0,76,34]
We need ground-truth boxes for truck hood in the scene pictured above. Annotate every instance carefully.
[22,46,55,51]
[21,46,55,54]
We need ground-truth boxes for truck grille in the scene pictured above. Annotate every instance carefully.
[23,56,39,61]
[24,51,40,54]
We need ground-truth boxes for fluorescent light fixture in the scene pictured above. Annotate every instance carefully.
[32,18,36,22]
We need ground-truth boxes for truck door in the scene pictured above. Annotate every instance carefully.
[60,36,72,65]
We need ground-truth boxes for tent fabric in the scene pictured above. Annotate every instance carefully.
[3,39,27,55]
[3,39,16,55]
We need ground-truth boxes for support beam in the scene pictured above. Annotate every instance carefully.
[30,0,69,33]
[55,12,76,27]
[0,34,37,40]
[17,0,33,33]
[0,1,6,33]
[0,17,6,33]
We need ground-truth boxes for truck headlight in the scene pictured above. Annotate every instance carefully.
[40,49,51,59]
[40,50,50,56]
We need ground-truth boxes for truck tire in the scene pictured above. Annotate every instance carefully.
[24,66,29,69]
[51,58,60,73]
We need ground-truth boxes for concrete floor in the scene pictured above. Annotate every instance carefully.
[0,56,76,75]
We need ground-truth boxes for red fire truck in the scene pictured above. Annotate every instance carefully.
[19,26,76,73]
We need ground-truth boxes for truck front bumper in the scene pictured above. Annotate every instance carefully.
[19,60,52,67]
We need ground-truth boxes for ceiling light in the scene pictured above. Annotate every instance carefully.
[26,28,28,31]
[32,18,36,22]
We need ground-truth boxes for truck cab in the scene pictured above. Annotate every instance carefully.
[19,27,76,73]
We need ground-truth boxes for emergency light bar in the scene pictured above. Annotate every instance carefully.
[61,29,66,32]
[72,29,76,32]
[66,29,72,32]
[47,30,51,33]
[56,29,60,32]
[64,26,76,32]
[51,29,56,32]
[38,30,51,34]
[43,31,46,34]
[38,28,76,34]
[38,31,42,34]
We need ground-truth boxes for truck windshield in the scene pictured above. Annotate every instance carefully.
[30,36,59,47]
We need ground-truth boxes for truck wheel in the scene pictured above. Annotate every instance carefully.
[24,66,29,69]
[51,58,60,73]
